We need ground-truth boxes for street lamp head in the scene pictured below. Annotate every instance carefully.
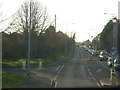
[71,23,75,24]
[104,13,117,23]
[112,18,117,23]
[104,13,116,18]
[104,13,107,15]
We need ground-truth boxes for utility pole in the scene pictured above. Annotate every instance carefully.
[54,14,56,60]
[65,24,67,54]
[104,13,118,85]
[65,35,67,54]
[55,14,56,32]
[27,0,31,76]
[112,17,118,70]
[65,23,75,54]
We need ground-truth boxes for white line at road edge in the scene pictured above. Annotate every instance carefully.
[53,65,64,88]
[86,63,101,87]
[54,81,57,88]
[57,66,61,70]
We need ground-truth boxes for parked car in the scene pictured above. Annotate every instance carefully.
[88,47,94,54]
[84,46,89,51]
[107,57,113,67]
[114,59,120,71]
[99,51,108,61]
[88,49,93,54]
[92,50,98,56]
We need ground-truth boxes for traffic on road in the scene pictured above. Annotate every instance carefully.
[51,45,120,88]
[1,0,120,89]
[82,45,120,72]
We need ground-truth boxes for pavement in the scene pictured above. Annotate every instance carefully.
[20,74,52,88]
[2,47,120,88]
[99,78,120,88]
[2,68,52,88]
[2,56,71,88]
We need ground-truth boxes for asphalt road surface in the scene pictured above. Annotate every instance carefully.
[3,46,119,88]
[53,46,112,88]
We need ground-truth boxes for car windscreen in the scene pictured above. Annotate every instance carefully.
[114,59,120,64]
[102,53,107,55]
[117,60,120,64]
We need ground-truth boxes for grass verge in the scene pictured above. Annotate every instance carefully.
[2,72,29,88]
[2,58,53,68]
[2,49,72,68]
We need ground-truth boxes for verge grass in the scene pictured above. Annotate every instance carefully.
[2,58,52,68]
[2,72,29,88]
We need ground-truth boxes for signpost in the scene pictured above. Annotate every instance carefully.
[110,48,118,85]
[110,48,118,57]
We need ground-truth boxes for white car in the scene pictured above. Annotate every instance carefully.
[99,52,108,61]
[107,57,113,67]
[114,59,120,71]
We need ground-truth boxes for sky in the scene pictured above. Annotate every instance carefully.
[0,0,120,42]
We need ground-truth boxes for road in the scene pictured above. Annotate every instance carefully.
[3,46,119,88]
[53,46,114,88]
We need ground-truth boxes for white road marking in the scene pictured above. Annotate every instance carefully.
[96,82,101,87]
[54,81,57,88]
[50,77,53,87]
[54,65,64,81]
[99,69,101,72]
[57,66,61,70]
[86,63,101,87]
[62,65,64,68]
[53,65,64,88]
[97,69,102,72]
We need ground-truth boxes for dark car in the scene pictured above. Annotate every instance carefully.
[99,52,108,61]
[92,50,98,56]
[114,59,120,71]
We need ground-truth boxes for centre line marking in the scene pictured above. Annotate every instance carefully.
[86,63,101,87]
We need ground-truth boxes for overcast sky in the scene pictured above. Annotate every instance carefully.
[0,0,120,42]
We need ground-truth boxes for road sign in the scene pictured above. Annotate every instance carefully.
[110,49,118,56]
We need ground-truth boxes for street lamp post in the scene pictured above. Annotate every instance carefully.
[112,18,117,70]
[97,35,100,50]
[104,13,118,70]
[27,0,32,76]
[104,13,118,85]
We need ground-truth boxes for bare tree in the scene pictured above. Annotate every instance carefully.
[0,1,13,33]
[7,1,50,34]
[0,0,3,23]
[0,1,7,32]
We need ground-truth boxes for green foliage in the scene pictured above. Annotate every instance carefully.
[2,25,75,60]
[94,20,114,52]
[2,58,53,68]
[2,1,75,61]
[2,72,29,88]
[93,19,120,55]
[100,20,113,51]
[2,59,26,68]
